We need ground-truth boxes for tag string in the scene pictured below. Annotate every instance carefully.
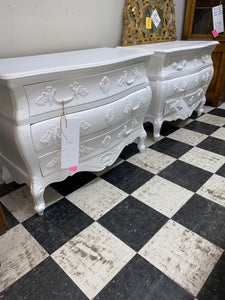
[60,101,68,140]
[183,87,185,99]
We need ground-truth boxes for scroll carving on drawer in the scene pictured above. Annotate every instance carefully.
[117,67,141,87]
[25,62,146,117]
[35,83,89,106]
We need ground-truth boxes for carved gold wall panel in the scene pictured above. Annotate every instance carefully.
[122,0,177,46]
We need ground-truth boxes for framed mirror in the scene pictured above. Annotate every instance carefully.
[122,0,177,46]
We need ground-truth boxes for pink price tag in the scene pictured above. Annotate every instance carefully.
[69,166,78,172]
[212,29,219,38]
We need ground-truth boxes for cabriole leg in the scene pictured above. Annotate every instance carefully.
[153,117,163,141]
[30,177,46,215]
[137,128,147,153]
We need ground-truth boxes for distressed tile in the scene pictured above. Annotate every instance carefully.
[139,220,223,296]
[173,194,225,249]
[94,158,123,176]
[1,204,18,229]
[0,257,88,300]
[216,163,225,178]
[198,252,225,300]
[168,128,207,146]
[127,148,176,174]
[23,198,93,254]
[184,120,219,135]
[197,136,225,156]
[0,224,48,293]
[179,147,225,173]
[203,105,214,113]
[159,160,212,192]
[160,121,179,136]
[150,137,192,158]
[197,174,225,208]
[119,142,139,159]
[132,175,193,218]
[208,108,225,118]
[171,118,193,128]
[94,255,193,300]
[197,114,225,127]
[0,181,24,198]
[67,178,128,220]
[52,222,135,299]
[211,127,225,141]
[0,185,62,222]
[98,196,168,251]
[101,161,154,194]
[51,171,97,196]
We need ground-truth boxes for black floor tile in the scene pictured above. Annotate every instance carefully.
[216,163,225,178]
[119,142,139,160]
[173,194,225,249]
[22,198,93,254]
[160,122,180,136]
[159,160,212,192]
[184,120,219,135]
[94,255,193,300]
[189,110,202,119]
[150,137,192,159]
[0,182,24,197]
[51,172,96,196]
[208,108,225,118]
[101,161,154,194]
[98,196,168,251]
[197,137,225,156]
[1,203,19,229]
[0,257,88,300]
[198,251,225,300]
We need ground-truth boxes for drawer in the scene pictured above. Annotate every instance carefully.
[163,87,207,118]
[165,50,213,77]
[164,67,213,99]
[24,62,146,117]
[31,87,151,152]
[38,114,145,176]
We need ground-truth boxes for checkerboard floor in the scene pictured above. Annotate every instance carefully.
[1,105,225,300]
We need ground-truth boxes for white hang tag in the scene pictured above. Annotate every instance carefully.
[174,99,191,119]
[151,9,161,28]
[61,118,80,170]
[212,5,224,34]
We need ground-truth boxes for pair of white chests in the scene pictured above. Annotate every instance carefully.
[0,40,218,214]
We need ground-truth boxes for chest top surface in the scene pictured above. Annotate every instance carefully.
[0,47,154,81]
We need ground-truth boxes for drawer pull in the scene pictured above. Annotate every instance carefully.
[172,59,187,71]
[118,67,141,87]
[174,83,187,94]
[117,119,139,138]
[35,82,89,106]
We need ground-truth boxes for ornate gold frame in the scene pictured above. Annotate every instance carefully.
[122,0,177,46]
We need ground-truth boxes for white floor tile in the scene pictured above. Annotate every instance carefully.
[67,178,128,220]
[197,114,225,127]
[127,148,176,174]
[132,176,193,218]
[52,222,135,299]
[211,127,225,141]
[0,185,62,222]
[139,220,223,297]
[0,224,48,292]
[179,147,225,173]
[168,128,207,146]
[197,174,225,208]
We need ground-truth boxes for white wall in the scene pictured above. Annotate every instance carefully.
[0,0,186,59]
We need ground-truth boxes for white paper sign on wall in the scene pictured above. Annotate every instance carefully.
[212,5,224,34]
[61,118,80,170]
